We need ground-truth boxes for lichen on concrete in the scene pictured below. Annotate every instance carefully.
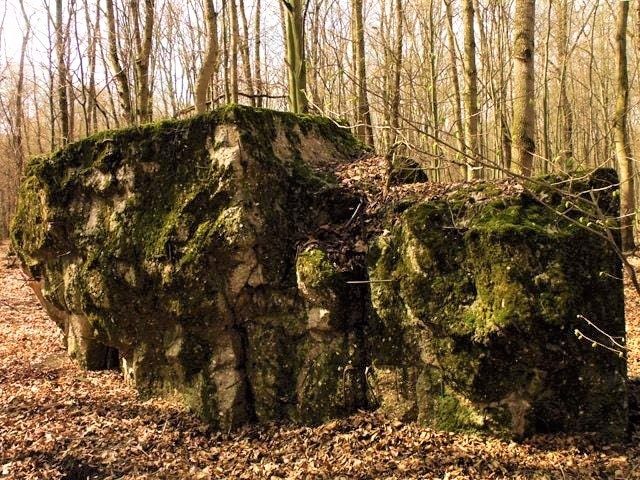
[368,172,627,440]
[11,105,368,429]
[10,106,628,440]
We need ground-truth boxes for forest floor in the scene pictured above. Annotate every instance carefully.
[1,240,640,480]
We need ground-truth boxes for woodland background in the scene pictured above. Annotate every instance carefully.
[0,0,639,245]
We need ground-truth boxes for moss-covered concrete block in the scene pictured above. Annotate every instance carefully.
[368,171,627,440]
[11,105,368,429]
[10,105,626,440]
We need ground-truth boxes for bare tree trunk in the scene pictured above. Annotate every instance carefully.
[614,0,635,251]
[388,0,402,146]
[283,0,307,113]
[472,0,488,169]
[222,0,231,104]
[499,2,511,173]
[445,0,466,178]
[462,0,480,180]
[106,0,133,124]
[541,0,552,171]
[307,0,321,109]
[72,7,88,136]
[352,0,374,146]
[46,12,57,149]
[195,0,219,114]
[254,0,263,107]
[66,28,75,140]
[512,0,536,177]
[56,0,70,145]
[588,4,598,166]
[14,0,30,176]
[82,0,98,134]
[238,0,255,106]
[427,0,441,181]
[131,0,154,123]
[229,0,240,103]
[557,0,573,166]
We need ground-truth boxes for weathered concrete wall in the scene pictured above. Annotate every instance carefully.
[368,172,627,439]
[11,106,627,440]
[11,106,369,428]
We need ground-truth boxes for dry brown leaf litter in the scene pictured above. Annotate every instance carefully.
[2,235,640,479]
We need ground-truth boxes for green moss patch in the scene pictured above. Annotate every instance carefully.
[368,169,627,440]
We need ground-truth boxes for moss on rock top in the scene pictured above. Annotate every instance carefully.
[11,105,369,429]
[368,170,627,440]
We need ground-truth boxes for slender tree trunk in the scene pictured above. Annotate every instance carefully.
[67,35,75,140]
[14,0,30,176]
[130,0,154,123]
[352,0,374,146]
[106,0,134,124]
[254,0,263,107]
[195,0,219,114]
[445,0,466,178]
[588,4,598,166]
[388,0,402,146]
[614,0,635,251]
[427,0,441,181]
[499,2,511,173]
[462,0,480,180]
[229,0,240,103]
[472,0,488,169]
[307,0,321,109]
[238,0,255,106]
[72,7,89,136]
[222,0,231,103]
[83,0,98,134]
[542,0,552,171]
[56,0,70,145]
[283,0,307,113]
[512,0,536,177]
[557,0,573,166]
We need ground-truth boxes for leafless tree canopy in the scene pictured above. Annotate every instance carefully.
[1,0,639,239]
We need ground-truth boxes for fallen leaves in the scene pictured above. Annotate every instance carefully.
[2,240,640,479]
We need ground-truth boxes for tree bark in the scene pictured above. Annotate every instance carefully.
[254,0,263,107]
[352,0,374,146]
[282,0,307,113]
[195,0,219,114]
[106,0,134,124]
[229,0,240,103]
[499,2,512,173]
[614,0,635,251]
[222,0,231,104]
[238,0,255,106]
[83,0,98,134]
[445,0,466,178]
[557,0,573,165]
[462,0,480,180]
[388,0,402,146]
[131,0,154,123]
[427,0,442,181]
[541,0,552,170]
[14,0,30,175]
[55,0,70,145]
[512,0,536,177]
